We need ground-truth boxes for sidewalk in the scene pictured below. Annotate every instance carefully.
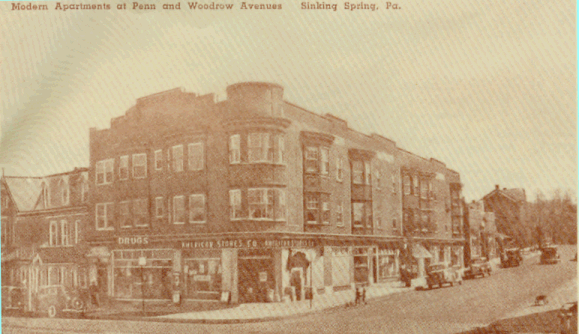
[156,281,413,323]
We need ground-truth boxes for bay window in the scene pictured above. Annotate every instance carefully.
[249,133,272,162]
[231,188,285,221]
[352,161,364,184]
[305,147,318,173]
[189,194,205,223]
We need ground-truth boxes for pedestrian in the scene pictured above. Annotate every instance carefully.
[89,281,100,308]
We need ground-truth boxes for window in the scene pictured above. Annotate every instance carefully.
[352,203,364,227]
[352,161,364,184]
[61,220,69,246]
[428,181,433,199]
[336,202,344,226]
[336,157,343,181]
[229,135,241,164]
[392,219,398,230]
[420,179,428,199]
[120,201,131,228]
[320,147,329,175]
[189,194,206,223]
[81,178,89,203]
[75,220,80,244]
[229,190,242,219]
[154,150,163,171]
[392,174,397,194]
[305,147,319,173]
[119,155,129,180]
[322,201,330,224]
[155,197,164,218]
[96,203,113,230]
[274,189,286,221]
[306,194,319,224]
[188,142,204,171]
[60,179,69,205]
[133,153,147,178]
[49,221,57,246]
[96,159,114,185]
[248,133,273,163]
[249,188,274,219]
[172,145,184,172]
[364,161,371,185]
[413,177,419,195]
[403,175,411,195]
[134,198,149,226]
[275,136,284,164]
[173,196,186,224]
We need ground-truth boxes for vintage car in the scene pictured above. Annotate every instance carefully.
[35,285,87,318]
[2,286,26,313]
[425,263,462,289]
[463,257,492,279]
[540,246,560,264]
[501,248,523,268]
[559,301,578,334]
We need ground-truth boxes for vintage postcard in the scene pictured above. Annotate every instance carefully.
[1,1,576,333]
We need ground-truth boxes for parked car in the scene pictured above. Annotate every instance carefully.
[35,285,87,318]
[559,301,577,334]
[502,248,523,268]
[540,246,560,264]
[2,286,26,313]
[463,257,492,279]
[425,263,462,289]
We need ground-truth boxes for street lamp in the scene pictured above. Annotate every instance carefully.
[138,256,146,315]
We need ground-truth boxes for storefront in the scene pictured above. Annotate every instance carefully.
[183,249,222,300]
[376,248,399,281]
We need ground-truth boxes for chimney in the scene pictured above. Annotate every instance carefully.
[495,184,499,190]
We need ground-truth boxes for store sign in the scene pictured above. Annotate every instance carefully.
[179,239,316,249]
[118,237,149,245]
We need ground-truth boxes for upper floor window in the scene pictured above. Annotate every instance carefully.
[249,188,286,220]
[352,202,372,228]
[248,133,274,163]
[155,197,164,218]
[119,155,129,180]
[229,135,241,164]
[96,159,114,185]
[413,177,419,195]
[336,157,343,182]
[188,142,204,171]
[173,196,186,224]
[189,194,206,223]
[133,198,149,226]
[96,203,114,230]
[120,201,131,228]
[154,150,163,171]
[229,190,242,219]
[60,220,69,246]
[132,153,147,178]
[403,175,411,195]
[172,145,184,172]
[305,192,329,224]
[336,202,344,226]
[351,161,371,185]
[305,146,330,175]
[75,220,80,244]
[49,221,58,246]
[421,179,428,199]
[305,194,319,224]
[59,179,69,205]
[322,201,330,224]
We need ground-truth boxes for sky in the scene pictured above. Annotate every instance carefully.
[0,0,576,202]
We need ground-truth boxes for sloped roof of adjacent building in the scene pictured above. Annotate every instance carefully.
[2,177,44,212]
[483,186,527,203]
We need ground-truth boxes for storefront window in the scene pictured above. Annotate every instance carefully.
[378,250,398,280]
[113,249,173,300]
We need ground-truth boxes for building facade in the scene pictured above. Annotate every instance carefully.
[464,200,497,265]
[86,82,464,304]
[1,169,90,310]
[482,185,528,248]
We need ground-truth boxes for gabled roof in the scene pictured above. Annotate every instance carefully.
[2,177,43,212]
[483,187,526,203]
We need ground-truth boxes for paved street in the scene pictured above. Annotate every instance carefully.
[3,246,576,334]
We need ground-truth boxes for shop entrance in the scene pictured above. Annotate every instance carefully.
[238,249,273,303]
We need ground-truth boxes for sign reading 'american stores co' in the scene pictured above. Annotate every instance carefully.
[180,239,317,249]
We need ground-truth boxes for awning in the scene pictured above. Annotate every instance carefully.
[412,244,433,258]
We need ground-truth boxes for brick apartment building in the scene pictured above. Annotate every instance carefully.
[1,168,90,310]
[482,185,528,248]
[85,82,464,304]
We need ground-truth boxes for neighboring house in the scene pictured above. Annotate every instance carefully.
[85,82,464,304]
[1,168,90,309]
[464,200,497,266]
[483,185,528,247]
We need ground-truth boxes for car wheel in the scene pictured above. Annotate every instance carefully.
[72,297,85,311]
[47,305,58,318]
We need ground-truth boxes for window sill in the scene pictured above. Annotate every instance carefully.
[231,218,286,223]
[173,222,185,225]
[96,227,114,231]
[189,221,206,224]
[135,224,150,228]
[234,162,287,166]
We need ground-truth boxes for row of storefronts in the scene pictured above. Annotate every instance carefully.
[83,234,463,303]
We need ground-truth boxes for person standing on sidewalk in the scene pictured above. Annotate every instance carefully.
[89,282,100,308]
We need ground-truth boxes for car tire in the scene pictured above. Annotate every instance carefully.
[72,297,85,311]
[47,305,58,318]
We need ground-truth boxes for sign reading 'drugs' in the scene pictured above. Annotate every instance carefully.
[180,239,316,249]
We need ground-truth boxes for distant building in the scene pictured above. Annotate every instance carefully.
[482,185,527,247]
[464,200,497,265]
[1,168,89,310]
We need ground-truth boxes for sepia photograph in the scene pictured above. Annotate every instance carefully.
[1,1,576,333]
